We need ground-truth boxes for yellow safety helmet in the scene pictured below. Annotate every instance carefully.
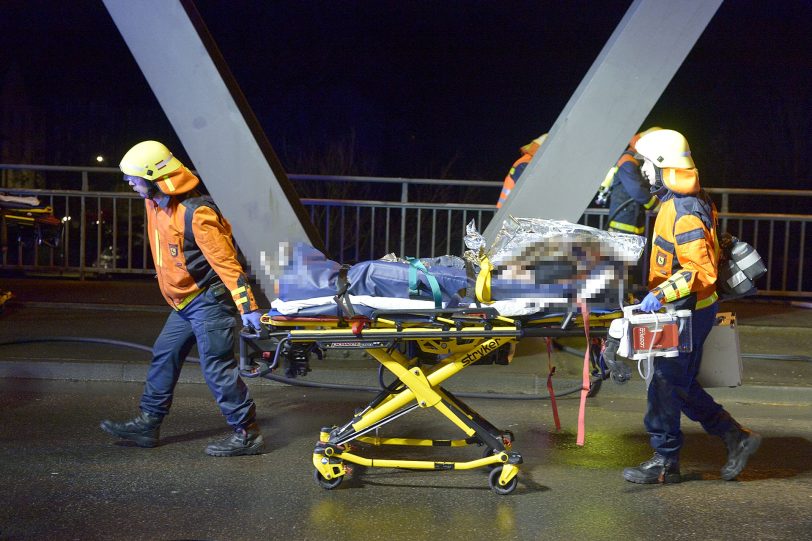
[120,141,183,181]
[520,133,548,155]
[120,141,200,195]
[635,129,695,170]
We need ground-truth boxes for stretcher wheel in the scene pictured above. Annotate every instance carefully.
[313,469,343,490]
[488,466,518,495]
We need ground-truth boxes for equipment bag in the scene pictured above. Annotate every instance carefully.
[717,233,767,299]
[697,312,742,388]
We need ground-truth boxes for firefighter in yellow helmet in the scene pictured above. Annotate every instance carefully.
[623,129,760,484]
[496,134,547,208]
[101,141,265,456]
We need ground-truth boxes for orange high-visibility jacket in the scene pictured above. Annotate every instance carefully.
[145,191,258,315]
[498,136,546,208]
[497,153,532,208]
[648,174,719,310]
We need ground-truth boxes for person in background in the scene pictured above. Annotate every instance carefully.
[624,129,761,484]
[599,127,662,235]
[100,140,265,457]
[496,133,547,208]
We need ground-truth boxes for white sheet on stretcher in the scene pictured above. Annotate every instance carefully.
[270,295,570,317]
[271,295,437,315]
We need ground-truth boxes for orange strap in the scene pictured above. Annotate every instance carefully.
[545,337,561,431]
[576,300,591,447]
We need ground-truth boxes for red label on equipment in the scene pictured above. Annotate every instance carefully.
[631,323,679,352]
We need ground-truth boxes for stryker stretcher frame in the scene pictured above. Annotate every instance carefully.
[240,306,613,495]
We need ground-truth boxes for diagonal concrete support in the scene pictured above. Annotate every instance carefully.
[102,0,324,298]
[485,0,723,241]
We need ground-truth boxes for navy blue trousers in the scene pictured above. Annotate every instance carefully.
[140,285,256,429]
[644,302,734,458]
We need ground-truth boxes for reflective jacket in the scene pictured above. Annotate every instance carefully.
[497,138,545,208]
[497,153,531,208]
[144,172,258,314]
[608,150,658,234]
[648,170,719,310]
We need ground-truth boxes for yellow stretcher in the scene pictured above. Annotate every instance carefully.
[240,307,617,495]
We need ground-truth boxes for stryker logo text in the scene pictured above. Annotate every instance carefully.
[460,340,499,366]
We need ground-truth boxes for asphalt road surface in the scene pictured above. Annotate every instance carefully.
[1,378,810,541]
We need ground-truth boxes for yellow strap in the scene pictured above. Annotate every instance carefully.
[230,285,246,298]
[475,256,493,303]
[162,176,176,192]
[643,195,659,210]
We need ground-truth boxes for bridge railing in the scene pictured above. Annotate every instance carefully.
[1,164,809,297]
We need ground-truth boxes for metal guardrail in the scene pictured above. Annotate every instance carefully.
[1,164,810,297]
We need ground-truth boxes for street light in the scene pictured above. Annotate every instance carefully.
[95,155,105,164]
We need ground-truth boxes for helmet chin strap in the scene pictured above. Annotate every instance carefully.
[642,160,665,192]
[650,166,665,192]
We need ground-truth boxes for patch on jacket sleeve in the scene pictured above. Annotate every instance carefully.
[656,251,667,266]
[169,243,179,257]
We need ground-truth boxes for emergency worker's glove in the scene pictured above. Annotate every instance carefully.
[241,310,264,331]
[639,292,662,312]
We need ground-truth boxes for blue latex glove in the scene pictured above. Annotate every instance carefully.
[241,310,263,330]
[639,292,663,312]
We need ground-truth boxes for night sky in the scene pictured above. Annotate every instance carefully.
[2,1,810,192]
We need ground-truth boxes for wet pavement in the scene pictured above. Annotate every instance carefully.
[1,379,811,541]
[1,276,812,539]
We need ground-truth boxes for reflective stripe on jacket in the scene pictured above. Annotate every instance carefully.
[145,196,258,314]
[648,190,719,310]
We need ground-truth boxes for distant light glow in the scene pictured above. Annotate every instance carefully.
[96,155,104,163]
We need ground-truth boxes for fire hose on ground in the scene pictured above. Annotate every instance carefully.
[1,336,809,401]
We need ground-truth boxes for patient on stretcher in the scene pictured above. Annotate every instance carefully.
[269,218,646,319]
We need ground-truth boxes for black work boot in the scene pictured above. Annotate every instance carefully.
[720,426,762,481]
[205,423,265,457]
[100,411,162,448]
[623,453,681,484]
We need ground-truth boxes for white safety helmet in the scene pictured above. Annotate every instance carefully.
[635,129,695,170]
